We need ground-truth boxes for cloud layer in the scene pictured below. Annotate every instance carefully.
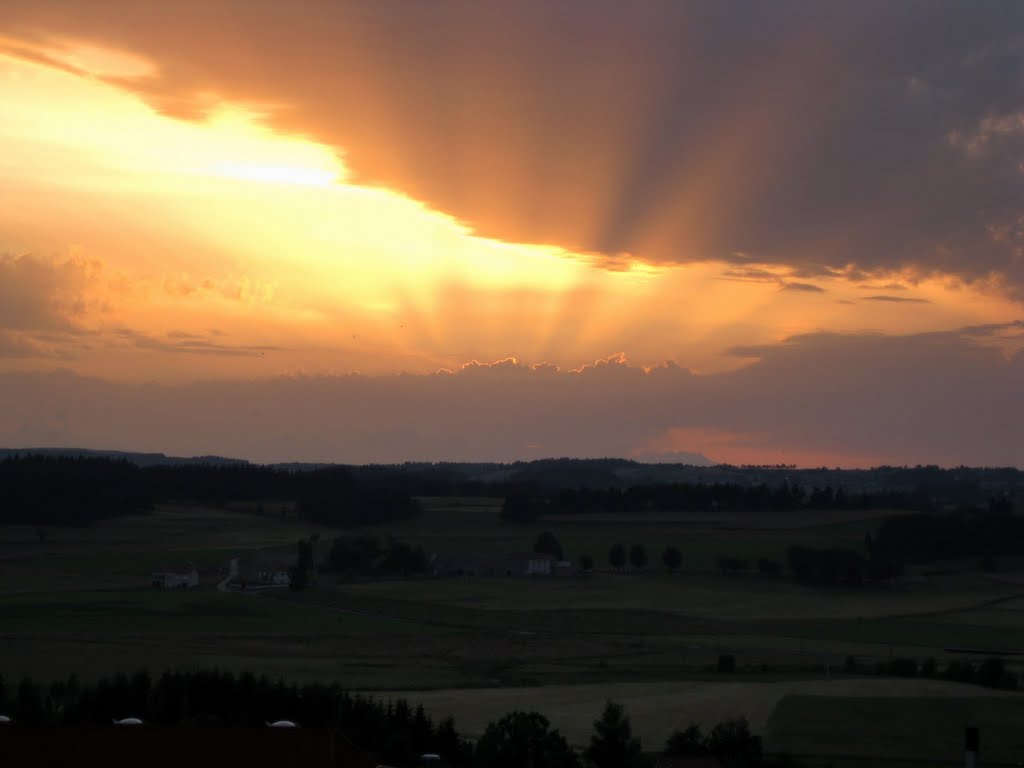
[3,1,1020,292]
[2,328,1020,467]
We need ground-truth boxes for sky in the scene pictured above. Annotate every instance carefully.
[0,0,1021,466]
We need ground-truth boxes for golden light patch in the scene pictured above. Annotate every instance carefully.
[0,37,1020,384]
[0,34,156,79]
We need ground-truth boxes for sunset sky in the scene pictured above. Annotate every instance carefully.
[1,1,1021,466]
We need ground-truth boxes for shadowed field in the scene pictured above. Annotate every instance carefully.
[2,498,1023,765]
[375,678,1019,748]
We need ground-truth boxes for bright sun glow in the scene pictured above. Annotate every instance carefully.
[0,38,1020,384]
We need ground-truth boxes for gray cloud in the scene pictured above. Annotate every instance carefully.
[1,1,1021,294]
[863,295,931,304]
[127,332,284,358]
[779,282,826,293]
[0,331,48,359]
[1,327,1019,466]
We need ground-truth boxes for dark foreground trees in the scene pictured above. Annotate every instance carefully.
[475,711,579,768]
[584,701,643,768]
[0,670,470,768]
[663,719,763,768]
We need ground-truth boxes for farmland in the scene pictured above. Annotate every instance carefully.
[2,496,1023,764]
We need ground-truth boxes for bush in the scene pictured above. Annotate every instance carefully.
[629,544,648,569]
[608,544,626,569]
[662,546,682,571]
[534,531,564,560]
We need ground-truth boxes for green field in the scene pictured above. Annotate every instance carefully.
[2,499,1023,764]
[767,695,1024,766]
[375,678,1019,748]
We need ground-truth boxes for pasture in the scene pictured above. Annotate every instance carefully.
[377,678,1019,748]
[2,497,1023,765]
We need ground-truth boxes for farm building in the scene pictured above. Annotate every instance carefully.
[234,551,293,590]
[233,542,324,590]
[430,552,571,577]
[151,566,199,589]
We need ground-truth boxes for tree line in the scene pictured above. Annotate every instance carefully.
[500,482,971,523]
[872,508,1024,564]
[0,670,785,768]
[0,456,420,527]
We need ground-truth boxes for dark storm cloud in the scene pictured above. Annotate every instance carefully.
[1,1,1021,293]
[1,327,1020,466]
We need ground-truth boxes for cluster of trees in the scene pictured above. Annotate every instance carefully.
[0,456,151,525]
[872,510,1024,565]
[326,535,429,578]
[843,655,1018,691]
[786,546,902,587]
[499,482,956,525]
[603,543,680,570]
[570,544,684,572]
[0,670,470,768]
[539,482,941,517]
[294,469,421,527]
[0,672,781,768]
[0,456,420,528]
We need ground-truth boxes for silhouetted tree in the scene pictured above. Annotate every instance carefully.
[534,531,564,560]
[706,718,762,768]
[380,538,428,577]
[662,546,682,571]
[474,711,579,768]
[579,554,594,572]
[629,544,648,570]
[663,725,708,757]
[584,701,643,768]
[289,539,314,590]
[434,716,472,768]
[608,544,626,569]
[328,535,382,574]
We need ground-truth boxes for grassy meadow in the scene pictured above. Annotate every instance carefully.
[2,497,1023,763]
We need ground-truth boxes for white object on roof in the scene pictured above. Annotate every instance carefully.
[267,720,299,728]
[0,715,12,724]
[113,717,144,726]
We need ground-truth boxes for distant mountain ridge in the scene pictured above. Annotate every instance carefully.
[0,447,248,467]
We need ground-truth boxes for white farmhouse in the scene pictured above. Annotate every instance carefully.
[151,566,199,589]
